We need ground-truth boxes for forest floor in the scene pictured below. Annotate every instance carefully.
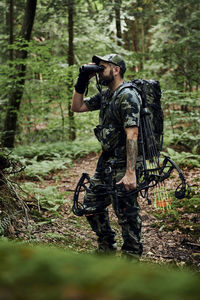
[16,152,200,270]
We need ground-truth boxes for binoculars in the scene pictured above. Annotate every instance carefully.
[80,64,105,74]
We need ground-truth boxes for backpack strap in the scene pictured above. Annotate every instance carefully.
[109,82,142,124]
[113,82,141,101]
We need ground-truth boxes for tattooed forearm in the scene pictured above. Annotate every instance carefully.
[126,139,138,171]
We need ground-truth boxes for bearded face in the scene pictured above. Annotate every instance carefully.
[99,67,114,86]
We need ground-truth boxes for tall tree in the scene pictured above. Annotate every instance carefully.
[122,0,154,71]
[2,0,37,148]
[67,0,76,141]
[9,0,14,62]
[150,0,200,91]
[114,0,122,46]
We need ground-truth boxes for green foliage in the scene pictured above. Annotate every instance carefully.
[0,0,199,140]
[22,159,71,180]
[12,138,100,179]
[14,137,100,159]
[162,149,200,168]
[152,185,200,240]
[150,0,200,91]
[21,182,69,217]
[0,0,199,170]
[162,89,200,163]
[0,239,199,300]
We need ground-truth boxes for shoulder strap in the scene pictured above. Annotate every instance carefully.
[110,82,142,124]
[113,82,141,102]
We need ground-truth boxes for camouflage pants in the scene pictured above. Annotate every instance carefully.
[83,154,143,257]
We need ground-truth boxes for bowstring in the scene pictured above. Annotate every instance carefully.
[141,109,171,210]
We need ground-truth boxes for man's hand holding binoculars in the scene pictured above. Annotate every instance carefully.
[75,63,104,95]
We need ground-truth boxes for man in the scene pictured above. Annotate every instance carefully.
[71,54,143,259]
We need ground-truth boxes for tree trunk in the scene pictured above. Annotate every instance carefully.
[147,16,152,60]
[67,0,76,141]
[68,0,74,67]
[2,0,37,148]
[132,19,139,53]
[9,0,14,62]
[114,0,122,46]
[141,19,145,68]
[123,18,130,50]
[130,19,141,72]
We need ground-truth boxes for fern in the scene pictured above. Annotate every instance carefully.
[22,182,71,216]
[13,138,101,179]
[162,148,200,167]
[23,159,71,179]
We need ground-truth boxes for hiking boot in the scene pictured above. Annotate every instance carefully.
[95,242,117,255]
[121,250,141,261]
[121,245,142,261]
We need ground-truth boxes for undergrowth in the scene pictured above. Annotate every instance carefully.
[152,186,200,241]
[161,148,200,168]
[12,137,100,179]
[21,182,71,219]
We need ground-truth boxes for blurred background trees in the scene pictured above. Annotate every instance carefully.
[0,0,199,152]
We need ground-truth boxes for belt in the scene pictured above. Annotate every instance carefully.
[98,160,126,175]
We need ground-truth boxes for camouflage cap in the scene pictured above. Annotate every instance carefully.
[92,54,126,74]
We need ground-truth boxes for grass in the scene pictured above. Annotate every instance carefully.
[0,239,199,300]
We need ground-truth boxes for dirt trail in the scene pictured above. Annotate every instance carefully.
[21,153,200,269]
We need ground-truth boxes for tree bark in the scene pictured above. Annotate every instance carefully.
[68,0,74,67]
[132,19,139,53]
[67,0,76,141]
[9,0,14,62]
[2,0,37,148]
[141,19,145,68]
[114,0,122,46]
[147,16,152,60]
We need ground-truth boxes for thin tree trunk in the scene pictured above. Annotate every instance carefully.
[130,19,140,72]
[147,17,152,60]
[2,0,37,148]
[141,19,145,68]
[132,19,139,53]
[114,0,122,46]
[68,0,74,67]
[9,0,14,62]
[67,0,76,141]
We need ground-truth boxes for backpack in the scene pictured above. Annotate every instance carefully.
[110,79,164,160]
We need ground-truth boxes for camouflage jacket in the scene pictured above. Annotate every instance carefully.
[84,82,141,154]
